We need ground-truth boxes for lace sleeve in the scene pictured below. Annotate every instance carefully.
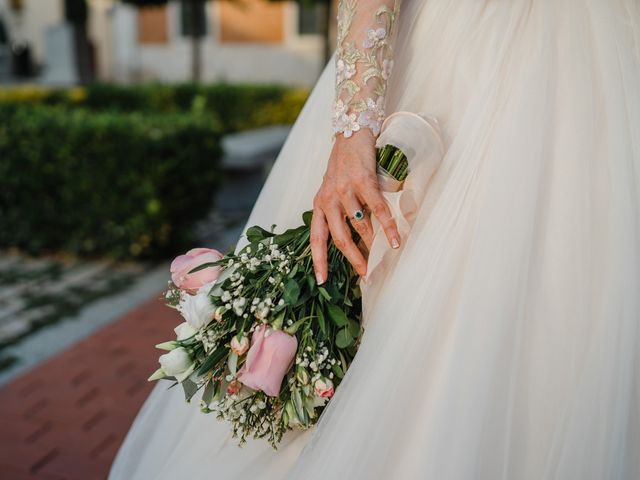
[333,0,401,139]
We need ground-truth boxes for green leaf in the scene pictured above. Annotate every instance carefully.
[246,225,274,243]
[335,327,354,348]
[292,388,308,425]
[302,210,313,227]
[197,346,228,376]
[324,281,340,302]
[295,289,312,308]
[326,303,349,327]
[318,286,332,301]
[287,264,299,279]
[188,260,224,274]
[316,307,326,336]
[181,378,199,402]
[227,352,238,376]
[347,319,361,338]
[305,272,315,289]
[331,362,344,379]
[272,225,307,246]
[283,279,301,305]
[201,380,215,406]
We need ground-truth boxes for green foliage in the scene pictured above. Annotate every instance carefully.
[0,82,308,259]
[0,83,309,134]
[81,82,308,133]
[0,104,223,259]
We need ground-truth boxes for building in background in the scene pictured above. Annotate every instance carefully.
[0,0,330,86]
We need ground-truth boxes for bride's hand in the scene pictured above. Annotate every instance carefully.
[311,129,400,285]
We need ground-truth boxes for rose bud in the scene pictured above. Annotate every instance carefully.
[296,366,310,385]
[226,379,242,395]
[230,335,250,356]
[314,377,335,398]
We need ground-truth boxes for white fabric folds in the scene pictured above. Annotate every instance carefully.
[363,112,444,323]
[109,1,640,479]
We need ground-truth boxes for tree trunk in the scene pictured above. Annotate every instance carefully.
[189,0,202,82]
[322,0,332,66]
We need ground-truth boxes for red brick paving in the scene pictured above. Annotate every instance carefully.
[0,293,178,480]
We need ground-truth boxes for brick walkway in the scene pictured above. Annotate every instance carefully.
[0,294,178,479]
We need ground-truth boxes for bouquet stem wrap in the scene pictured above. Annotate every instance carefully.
[362,112,445,323]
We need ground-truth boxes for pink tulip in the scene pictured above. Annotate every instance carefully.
[237,324,298,397]
[171,248,224,293]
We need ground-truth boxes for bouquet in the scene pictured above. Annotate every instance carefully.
[148,112,443,448]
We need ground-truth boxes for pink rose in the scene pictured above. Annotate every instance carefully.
[237,324,298,397]
[314,377,334,398]
[171,248,224,293]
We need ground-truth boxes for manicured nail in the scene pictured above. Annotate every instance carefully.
[315,271,325,285]
[391,237,400,249]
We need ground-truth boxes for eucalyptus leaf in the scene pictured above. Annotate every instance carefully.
[347,319,361,338]
[292,389,308,425]
[326,303,349,327]
[201,380,215,406]
[335,327,354,348]
[181,378,199,402]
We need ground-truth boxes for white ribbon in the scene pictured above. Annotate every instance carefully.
[361,112,445,324]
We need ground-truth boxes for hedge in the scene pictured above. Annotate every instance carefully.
[0,83,309,133]
[0,104,223,259]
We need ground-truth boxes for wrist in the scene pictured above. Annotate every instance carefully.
[334,128,377,147]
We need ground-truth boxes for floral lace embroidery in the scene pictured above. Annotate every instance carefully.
[333,0,400,138]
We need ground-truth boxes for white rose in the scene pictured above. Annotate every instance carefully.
[174,322,197,340]
[178,284,216,329]
[159,347,193,377]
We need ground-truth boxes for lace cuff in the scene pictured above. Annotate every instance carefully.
[333,0,401,139]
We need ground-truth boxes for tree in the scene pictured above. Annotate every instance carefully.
[271,0,334,66]
[122,0,206,82]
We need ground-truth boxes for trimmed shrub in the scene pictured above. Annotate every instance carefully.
[0,83,309,133]
[0,105,223,259]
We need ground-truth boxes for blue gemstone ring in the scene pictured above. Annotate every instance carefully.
[352,209,365,221]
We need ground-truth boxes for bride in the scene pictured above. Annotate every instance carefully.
[109,0,640,478]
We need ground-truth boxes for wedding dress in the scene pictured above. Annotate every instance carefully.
[109,0,640,478]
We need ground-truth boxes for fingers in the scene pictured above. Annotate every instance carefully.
[310,207,329,285]
[324,205,368,277]
[359,179,400,249]
[342,191,374,250]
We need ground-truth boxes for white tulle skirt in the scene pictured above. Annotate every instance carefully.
[109,1,640,478]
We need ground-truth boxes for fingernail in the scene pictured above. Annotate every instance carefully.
[391,237,400,249]
[315,271,325,285]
